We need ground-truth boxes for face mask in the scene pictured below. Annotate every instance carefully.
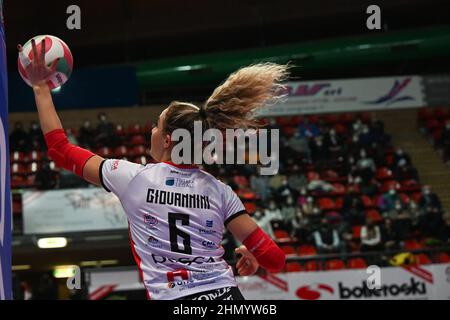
[389,189,396,195]
[287,198,293,205]
[269,203,276,210]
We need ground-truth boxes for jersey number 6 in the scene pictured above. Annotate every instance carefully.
[168,212,192,254]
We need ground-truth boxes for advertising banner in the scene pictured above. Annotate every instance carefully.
[85,263,450,300]
[22,188,128,234]
[257,76,425,116]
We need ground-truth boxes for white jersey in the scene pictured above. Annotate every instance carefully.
[100,159,246,300]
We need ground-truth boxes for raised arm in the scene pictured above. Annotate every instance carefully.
[18,38,104,186]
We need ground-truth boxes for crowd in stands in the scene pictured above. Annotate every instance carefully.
[9,110,450,271]
[418,107,450,165]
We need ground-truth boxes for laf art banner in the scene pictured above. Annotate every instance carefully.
[23,188,128,234]
[0,0,12,300]
[237,263,450,300]
[257,76,425,116]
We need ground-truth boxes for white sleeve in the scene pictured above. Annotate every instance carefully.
[99,159,143,198]
[222,184,247,226]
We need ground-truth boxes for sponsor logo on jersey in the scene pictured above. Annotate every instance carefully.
[167,279,194,288]
[201,240,217,249]
[165,177,194,188]
[144,214,158,227]
[170,170,191,176]
[111,159,120,171]
[206,220,213,228]
[152,254,215,266]
[147,236,162,248]
[199,228,216,235]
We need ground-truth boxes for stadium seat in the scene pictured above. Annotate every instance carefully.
[114,145,128,158]
[375,167,393,180]
[361,195,375,208]
[318,198,336,211]
[274,230,289,240]
[131,134,146,146]
[307,171,320,181]
[347,258,367,269]
[304,260,319,272]
[11,151,25,163]
[437,252,450,263]
[366,209,383,223]
[285,262,303,272]
[404,239,424,250]
[96,147,113,158]
[415,254,431,265]
[115,124,126,136]
[28,150,43,162]
[297,245,317,256]
[325,259,345,270]
[127,123,143,136]
[132,145,146,157]
[281,245,296,255]
[352,226,362,240]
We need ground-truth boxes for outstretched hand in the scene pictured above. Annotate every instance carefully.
[235,245,259,276]
[18,38,59,88]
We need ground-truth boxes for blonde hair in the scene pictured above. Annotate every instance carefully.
[163,62,290,135]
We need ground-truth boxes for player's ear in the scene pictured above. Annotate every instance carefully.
[163,133,171,149]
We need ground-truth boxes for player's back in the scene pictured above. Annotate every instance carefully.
[101,160,245,299]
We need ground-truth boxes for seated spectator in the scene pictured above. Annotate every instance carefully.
[34,158,58,190]
[341,187,365,225]
[253,208,275,239]
[9,121,31,152]
[291,210,311,243]
[360,218,382,252]
[264,200,283,222]
[418,185,442,216]
[298,118,319,138]
[324,128,343,156]
[307,177,334,194]
[288,132,311,161]
[419,205,444,239]
[280,196,298,232]
[78,120,96,149]
[249,173,269,202]
[438,212,450,245]
[355,149,376,183]
[310,135,329,164]
[95,112,118,148]
[381,218,400,251]
[275,177,298,203]
[378,188,401,213]
[287,165,308,191]
[313,218,343,254]
[28,121,46,151]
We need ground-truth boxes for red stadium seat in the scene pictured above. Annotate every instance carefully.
[11,151,25,163]
[114,145,128,158]
[361,195,375,208]
[282,126,296,137]
[274,230,289,240]
[285,262,303,273]
[297,245,317,257]
[307,171,320,181]
[415,254,431,265]
[281,245,296,255]
[434,107,446,118]
[437,252,450,263]
[318,198,336,211]
[132,145,147,157]
[276,117,290,127]
[96,147,113,158]
[330,183,346,196]
[352,226,362,240]
[400,179,421,192]
[366,209,383,223]
[115,124,126,136]
[325,259,345,270]
[304,260,319,272]
[131,134,146,146]
[127,123,143,136]
[348,258,367,269]
[404,239,424,250]
[243,202,257,214]
[27,150,43,162]
[375,167,393,180]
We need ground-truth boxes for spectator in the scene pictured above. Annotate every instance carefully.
[275,177,298,203]
[298,117,319,138]
[438,213,450,244]
[418,185,442,215]
[28,121,46,150]
[78,120,96,149]
[249,173,269,202]
[34,158,58,190]
[310,135,329,163]
[360,218,382,252]
[342,187,365,225]
[264,200,283,222]
[313,218,342,254]
[253,208,275,239]
[324,128,343,158]
[378,188,401,213]
[9,121,31,152]
[287,165,308,191]
[280,196,298,232]
[355,149,376,183]
[95,112,117,148]
[381,218,400,250]
[288,131,311,161]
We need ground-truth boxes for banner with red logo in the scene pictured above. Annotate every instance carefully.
[237,263,450,300]
[256,76,425,116]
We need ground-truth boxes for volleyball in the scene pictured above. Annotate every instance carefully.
[17,35,73,89]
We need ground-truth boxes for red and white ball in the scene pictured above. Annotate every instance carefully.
[18,35,73,89]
